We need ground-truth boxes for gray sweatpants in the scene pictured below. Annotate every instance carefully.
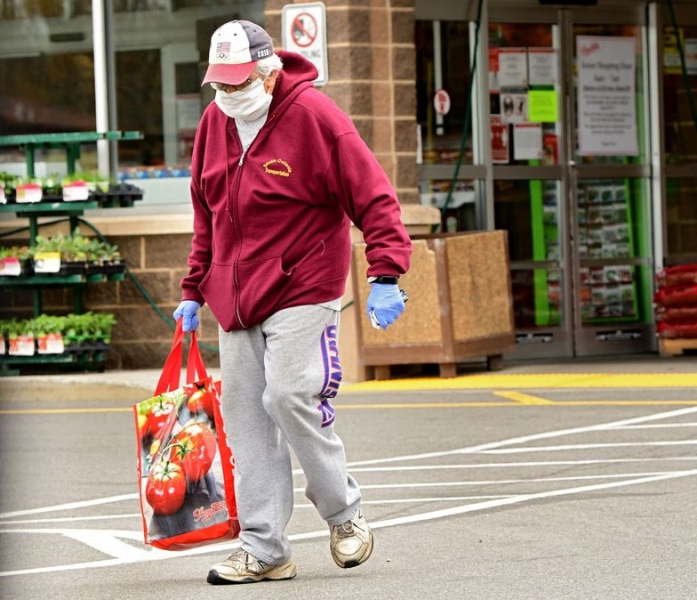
[218,303,362,565]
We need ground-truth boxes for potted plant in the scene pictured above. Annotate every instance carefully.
[63,312,116,353]
[0,245,32,276]
[7,318,36,356]
[63,313,87,353]
[42,174,63,200]
[30,232,86,276]
[30,314,66,355]
[0,172,20,204]
[0,320,8,356]
[14,176,43,204]
[89,312,117,348]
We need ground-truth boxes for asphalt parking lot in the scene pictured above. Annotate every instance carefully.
[1,364,697,599]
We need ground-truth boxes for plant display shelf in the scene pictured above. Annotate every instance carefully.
[0,201,98,244]
[0,131,143,178]
[0,131,142,375]
[0,351,108,376]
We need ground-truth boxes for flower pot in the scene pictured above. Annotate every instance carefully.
[15,183,42,204]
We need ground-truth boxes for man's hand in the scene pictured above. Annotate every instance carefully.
[173,300,201,332]
[366,283,405,330]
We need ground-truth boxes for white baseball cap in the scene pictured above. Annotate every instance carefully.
[202,20,274,86]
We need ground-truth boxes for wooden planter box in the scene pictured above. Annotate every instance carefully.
[352,231,516,379]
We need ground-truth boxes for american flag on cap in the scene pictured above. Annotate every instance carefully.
[202,20,275,86]
[216,42,231,60]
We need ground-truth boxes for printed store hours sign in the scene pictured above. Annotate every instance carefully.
[577,36,638,156]
[282,2,328,86]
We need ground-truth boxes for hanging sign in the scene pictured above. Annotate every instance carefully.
[577,36,638,156]
[282,3,328,86]
[433,89,451,116]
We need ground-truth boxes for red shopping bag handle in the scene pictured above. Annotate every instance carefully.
[187,329,208,383]
[154,319,209,395]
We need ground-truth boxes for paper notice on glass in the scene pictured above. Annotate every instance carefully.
[577,36,638,156]
[513,123,543,160]
[528,48,558,86]
[501,92,528,124]
[491,117,510,164]
[528,90,559,123]
[498,48,528,89]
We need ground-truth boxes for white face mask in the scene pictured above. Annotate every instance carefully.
[214,78,272,121]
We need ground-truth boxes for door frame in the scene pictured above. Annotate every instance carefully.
[488,3,656,359]
[565,6,655,356]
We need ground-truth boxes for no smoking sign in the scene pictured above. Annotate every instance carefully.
[282,2,328,86]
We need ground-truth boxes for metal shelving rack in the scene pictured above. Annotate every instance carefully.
[0,131,143,374]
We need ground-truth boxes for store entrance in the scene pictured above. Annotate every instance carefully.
[490,4,655,360]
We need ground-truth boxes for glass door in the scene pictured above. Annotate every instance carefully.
[658,3,697,265]
[488,7,571,359]
[567,8,655,356]
[489,3,654,359]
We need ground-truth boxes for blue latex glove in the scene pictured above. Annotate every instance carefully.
[366,283,405,330]
[173,300,201,332]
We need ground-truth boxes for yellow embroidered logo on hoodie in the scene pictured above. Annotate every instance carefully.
[263,159,292,178]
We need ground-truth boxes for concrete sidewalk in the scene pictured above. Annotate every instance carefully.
[2,352,695,402]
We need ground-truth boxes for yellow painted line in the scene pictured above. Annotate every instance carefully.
[336,400,697,409]
[3,400,697,415]
[494,391,555,405]
[343,372,697,391]
[531,400,697,407]
[337,402,519,409]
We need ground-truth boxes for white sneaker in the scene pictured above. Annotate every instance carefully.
[207,549,297,585]
[329,510,374,568]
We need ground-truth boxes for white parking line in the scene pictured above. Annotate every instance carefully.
[2,406,697,578]
[612,423,697,429]
[4,469,696,578]
[0,494,136,520]
[482,441,697,454]
[368,469,697,528]
[347,406,697,466]
[345,457,697,472]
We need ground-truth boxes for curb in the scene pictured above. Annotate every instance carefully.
[2,378,154,403]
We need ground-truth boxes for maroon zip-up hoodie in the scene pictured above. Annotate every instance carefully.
[181,51,412,332]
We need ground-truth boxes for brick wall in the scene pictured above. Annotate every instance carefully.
[265,0,419,204]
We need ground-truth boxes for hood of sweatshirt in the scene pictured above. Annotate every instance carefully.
[266,50,319,120]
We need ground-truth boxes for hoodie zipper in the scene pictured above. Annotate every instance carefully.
[228,114,275,329]
[227,128,246,329]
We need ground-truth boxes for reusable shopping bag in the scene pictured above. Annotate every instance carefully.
[133,320,239,550]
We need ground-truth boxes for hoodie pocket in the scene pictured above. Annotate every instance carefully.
[236,255,292,327]
[198,263,237,331]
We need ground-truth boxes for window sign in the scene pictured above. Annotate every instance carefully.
[498,48,528,89]
[513,123,543,160]
[528,90,559,123]
[577,36,638,156]
[528,48,558,86]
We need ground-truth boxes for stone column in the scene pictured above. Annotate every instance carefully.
[265,0,419,205]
